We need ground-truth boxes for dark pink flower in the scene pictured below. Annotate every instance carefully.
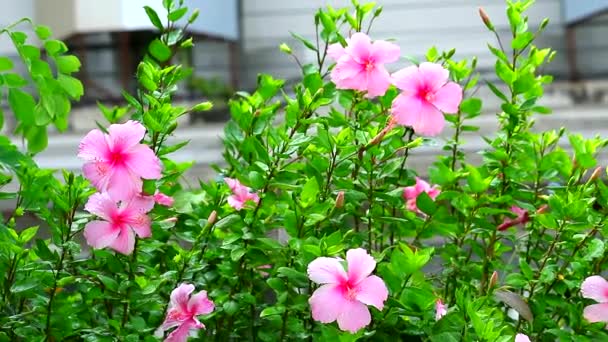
[307,248,388,333]
[224,177,260,211]
[78,120,162,201]
[581,275,608,325]
[158,283,215,342]
[497,206,529,231]
[328,32,400,98]
[403,177,440,213]
[154,191,175,207]
[83,192,154,255]
[391,62,462,136]
[435,299,447,320]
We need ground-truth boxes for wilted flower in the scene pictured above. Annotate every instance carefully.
[78,120,162,201]
[403,177,440,213]
[83,192,154,255]
[328,32,400,98]
[581,275,608,325]
[158,283,215,342]
[307,248,388,333]
[497,206,529,231]
[391,62,462,136]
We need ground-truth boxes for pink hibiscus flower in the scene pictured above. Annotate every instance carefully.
[78,120,162,201]
[497,206,529,231]
[224,177,260,211]
[83,192,154,255]
[154,191,175,207]
[307,248,388,333]
[581,275,608,325]
[158,283,215,342]
[435,299,447,320]
[390,62,463,136]
[403,177,440,213]
[327,32,400,98]
[515,333,531,342]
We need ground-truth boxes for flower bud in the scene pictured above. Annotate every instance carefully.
[207,210,218,226]
[279,43,292,55]
[335,191,345,209]
[489,271,499,288]
[479,7,494,31]
[536,204,549,214]
[590,166,604,181]
[162,217,178,224]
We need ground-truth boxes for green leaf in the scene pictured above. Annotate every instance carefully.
[8,89,36,122]
[0,57,14,71]
[260,306,285,318]
[149,39,172,62]
[44,40,67,56]
[277,267,308,287]
[223,300,239,316]
[11,278,39,293]
[290,31,317,51]
[34,25,52,40]
[25,125,48,153]
[57,74,84,99]
[512,31,534,50]
[466,166,489,193]
[144,6,164,30]
[19,226,38,244]
[495,60,515,85]
[55,55,81,74]
[460,98,482,116]
[487,81,508,102]
[416,191,437,215]
[300,177,319,208]
[168,7,189,21]
[191,101,213,112]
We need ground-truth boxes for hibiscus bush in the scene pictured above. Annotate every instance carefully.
[2,0,608,341]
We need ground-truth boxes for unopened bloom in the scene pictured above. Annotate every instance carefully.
[224,177,260,210]
[327,32,400,98]
[403,177,440,213]
[497,206,529,231]
[83,192,154,255]
[515,333,531,342]
[158,283,215,342]
[78,120,162,201]
[335,191,345,209]
[581,275,608,325]
[154,191,175,207]
[435,299,447,320]
[391,62,462,136]
[307,248,388,333]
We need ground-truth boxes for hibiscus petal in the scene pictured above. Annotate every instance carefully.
[371,40,400,64]
[515,334,531,342]
[125,144,162,180]
[165,319,199,342]
[107,120,146,152]
[82,161,112,192]
[107,166,143,201]
[391,66,420,92]
[78,129,110,161]
[433,82,462,114]
[83,221,119,249]
[412,102,445,137]
[403,185,419,201]
[418,62,449,92]
[331,58,365,90]
[355,275,388,310]
[224,177,239,191]
[581,276,608,303]
[307,257,347,284]
[390,93,422,127]
[365,66,391,98]
[109,227,135,255]
[336,300,372,333]
[227,195,245,211]
[125,195,155,214]
[188,290,215,316]
[346,248,376,285]
[84,192,116,220]
[345,32,372,64]
[171,283,196,313]
[327,43,346,61]
[309,284,347,323]
[583,303,608,323]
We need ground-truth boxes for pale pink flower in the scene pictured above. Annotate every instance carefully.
[403,177,440,213]
[327,32,400,98]
[581,275,608,325]
[158,283,215,342]
[497,206,529,231]
[78,120,162,201]
[154,191,175,207]
[515,333,531,342]
[83,192,154,255]
[307,248,388,333]
[391,62,462,136]
[224,177,260,210]
[435,299,447,320]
